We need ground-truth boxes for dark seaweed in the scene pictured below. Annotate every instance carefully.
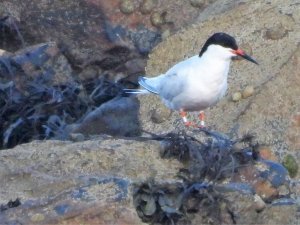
[134,131,259,224]
[0,199,21,212]
[0,56,126,149]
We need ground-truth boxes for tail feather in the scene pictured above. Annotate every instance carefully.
[138,77,159,94]
[123,76,159,95]
[123,89,150,94]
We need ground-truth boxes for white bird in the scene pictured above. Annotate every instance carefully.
[125,32,258,127]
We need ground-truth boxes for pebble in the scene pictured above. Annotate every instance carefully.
[69,133,85,142]
[242,85,255,99]
[254,194,266,212]
[150,12,164,27]
[151,107,172,123]
[140,0,157,14]
[232,92,242,102]
[120,0,136,14]
[30,213,45,222]
[258,146,278,161]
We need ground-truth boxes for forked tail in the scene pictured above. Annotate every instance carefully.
[123,89,150,94]
[123,76,159,95]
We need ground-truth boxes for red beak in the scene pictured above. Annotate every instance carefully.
[232,49,258,65]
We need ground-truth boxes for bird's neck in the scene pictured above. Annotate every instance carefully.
[199,52,231,81]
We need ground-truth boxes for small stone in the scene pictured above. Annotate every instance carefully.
[282,154,298,178]
[150,12,164,27]
[30,213,45,222]
[232,92,242,102]
[120,0,135,15]
[259,146,278,161]
[69,133,85,142]
[254,194,266,212]
[254,180,278,200]
[190,0,205,8]
[242,86,255,99]
[151,107,172,124]
[140,0,157,14]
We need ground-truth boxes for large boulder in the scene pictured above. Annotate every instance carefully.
[138,0,300,178]
[0,137,181,224]
[0,0,227,82]
[0,133,299,224]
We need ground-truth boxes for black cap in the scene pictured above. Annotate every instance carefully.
[199,33,238,57]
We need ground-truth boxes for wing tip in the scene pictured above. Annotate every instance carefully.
[138,76,158,94]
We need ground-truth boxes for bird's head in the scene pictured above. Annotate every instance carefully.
[199,32,258,65]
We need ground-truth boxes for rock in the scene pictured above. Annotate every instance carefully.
[70,97,141,137]
[119,0,136,15]
[124,58,146,77]
[282,154,298,178]
[256,204,299,224]
[140,0,157,14]
[69,133,85,142]
[150,12,165,27]
[0,137,181,224]
[0,130,298,224]
[254,194,266,212]
[151,107,172,124]
[0,42,74,90]
[0,0,223,82]
[242,85,255,99]
[258,146,278,161]
[0,0,299,224]
[12,42,75,86]
[232,91,242,102]
[142,0,300,161]
[233,160,289,201]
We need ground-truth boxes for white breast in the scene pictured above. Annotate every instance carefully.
[159,45,233,111]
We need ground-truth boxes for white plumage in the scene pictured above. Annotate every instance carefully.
[125,33,258,126]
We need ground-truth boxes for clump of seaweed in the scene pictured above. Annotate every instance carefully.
[0,198,21,212]
[133,130,259,224]
[160,129,258,183]
[0,54,126,149]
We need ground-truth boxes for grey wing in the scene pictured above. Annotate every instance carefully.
[158,72,186,102]
[139,55,197,101]
[158,56,197,101]
[138,72,185,102]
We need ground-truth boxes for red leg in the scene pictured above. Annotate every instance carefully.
[198,111,205,128]
[180,110,194,127]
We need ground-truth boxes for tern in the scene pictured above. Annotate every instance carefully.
[125,32,258,127]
